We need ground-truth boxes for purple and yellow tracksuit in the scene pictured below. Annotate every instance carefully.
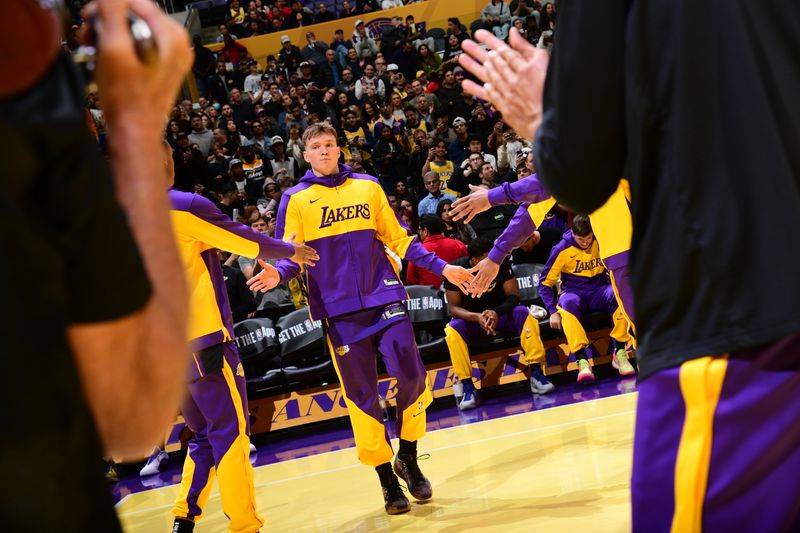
[538,231,630,356]
[487,175,635,333]
[274,164,446,467]
[169,190,295,533]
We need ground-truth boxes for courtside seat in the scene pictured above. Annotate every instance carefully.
[404,285,449,363]
[512,263,545,307]
[276,307,335,392]
[234,318,285,397]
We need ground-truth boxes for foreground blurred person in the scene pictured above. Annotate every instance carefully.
[0,0,192,530]
[459,2,800,530]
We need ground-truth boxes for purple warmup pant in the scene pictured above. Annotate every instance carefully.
[173,342,263,533]
[631,334,800,532]
[326,303,432,467]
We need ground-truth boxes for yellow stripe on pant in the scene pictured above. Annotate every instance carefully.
[220,359,263,533]
[519,314,546,365]
[398,382,433,443]
[173,456,216,522]
[556,306,591,354]
[326,337,395,467]
[671,355,729,533]
[444,324,473,382]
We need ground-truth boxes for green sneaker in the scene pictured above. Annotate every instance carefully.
[612,349,636,376]
[577,358,595,383]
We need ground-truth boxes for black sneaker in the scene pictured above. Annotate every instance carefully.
[382,481,411,514]
[172,518,195,533]
[393,453,433,501]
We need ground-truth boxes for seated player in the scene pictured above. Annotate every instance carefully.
[444,238,553,411]
[538,215,635,382]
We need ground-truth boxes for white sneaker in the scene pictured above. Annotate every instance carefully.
[249,443,257,455]
[139,450,168,477]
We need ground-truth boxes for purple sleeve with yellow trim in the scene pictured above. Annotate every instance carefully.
[274,191,303,282]
[537,240,570,314]
[487,174,550,206]
[488,204,535,264]
[186,193,295,259]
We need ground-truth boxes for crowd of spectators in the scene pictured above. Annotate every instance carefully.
[74,0,559,316]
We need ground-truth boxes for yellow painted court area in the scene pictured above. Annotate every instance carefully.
[118,393,636,532]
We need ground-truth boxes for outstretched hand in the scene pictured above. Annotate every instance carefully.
[458,28,549,140]
[442,264,473,294]
[450,184,491,223]
[247,260,280,293]
[286,232,319,267]
[467,257,500,298]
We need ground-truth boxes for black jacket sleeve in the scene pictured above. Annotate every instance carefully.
[534,0,626,214]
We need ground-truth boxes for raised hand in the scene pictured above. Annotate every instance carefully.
[442,264,473,294]
[285,232,319,267]
[247,260,280,293]
[450,184,491,223]
[458,28,549,140]
[468,257,500,298]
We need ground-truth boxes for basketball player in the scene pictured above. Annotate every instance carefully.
[166,141,318,533]
[459,1,800,530]
[248,122,474,514]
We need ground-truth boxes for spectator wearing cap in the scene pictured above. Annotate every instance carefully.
[243,59,263,98]
[353,19,379,60]
[354,63,385,102]
[313,3,336,24]
[267,135,300,183]
[301,31,329,66]
[331,28,354,68]
[381,16,405,58]
[448,116,471,165]
[278,35,304,72]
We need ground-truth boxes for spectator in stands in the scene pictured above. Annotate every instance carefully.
[436,68,461,115]
[405,15,434,51]
[314,2,336,24]
[407,215,468,287]
[418,171,457,216]
[227,0,247,32]
[537,215,635,383]
[213,126,237,155]
[422,138,456,194]
[437,199,477,245]
[192,35,216,99]
[188,112,214,157]
[166,120,183,149]
[208,60,234,104]
[206,144,231,190]
[344,48,364,79]
[353,19,379,60]
[219,34,249,70]
[416,44,442,78]
[302,31,329,65]
[511,0,536,17]
[229,87,255,134]
[381,16,405,58]
[248,120,271,157]
[216,22,238,43]
[443,34,464,69]
[267,135,300,181]
[320,49,343,87]
[240,141,273,202]
[444,237,552,411]
[448,116,471,165]
[397,199,419,233]
[482,0,512,40]
[391,40,421,81]
[355,63,385,101]
[341,0,358,17]
[357,0,380,13]
[372,122,408,191]
[447,17,469,43]
[382,0,403,9]
[331,28,354,68]
[278,35,304,71]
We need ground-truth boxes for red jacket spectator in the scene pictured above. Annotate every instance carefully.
[407,215,468,287]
